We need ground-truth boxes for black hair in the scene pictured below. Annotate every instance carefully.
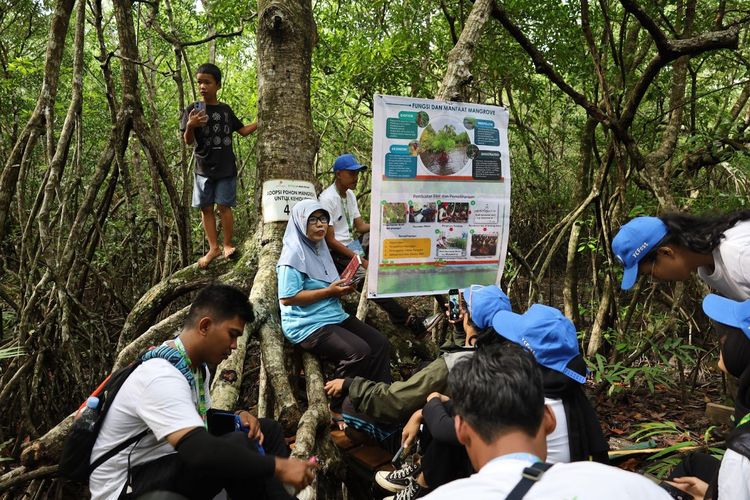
[448,343,545,443]
[196,63,222,85]
[184,284,253,328]
[473,325,505,347]
[642,209,750,261]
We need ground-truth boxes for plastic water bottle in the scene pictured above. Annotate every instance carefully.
[77,396,100,432]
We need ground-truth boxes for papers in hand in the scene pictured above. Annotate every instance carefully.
[339,255,365,287]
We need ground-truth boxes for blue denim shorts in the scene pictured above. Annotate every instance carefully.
[192,174,237,208]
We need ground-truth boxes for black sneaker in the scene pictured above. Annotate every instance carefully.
[383,478,427,499]
[375,462,421,492]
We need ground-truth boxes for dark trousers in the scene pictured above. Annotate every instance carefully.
[419,421,473,489]
[128,419,290,500]
[668,451,721,485]
[301,316,391,408]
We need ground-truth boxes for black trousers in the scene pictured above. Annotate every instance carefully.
[667,451,721,490]
[301,316,391,409]
[419,421,473,489]
[128,419,291,500]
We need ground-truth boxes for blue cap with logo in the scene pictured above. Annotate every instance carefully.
[611,216,668,291]
[702,294,750,339]
[491,304,587,384]
[462,284,512,329]
[333,153,367,172]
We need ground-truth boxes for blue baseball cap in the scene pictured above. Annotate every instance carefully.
[333,153,367,172]
[462,284,511,329]
[702,294,750,339]
[611,216,668,291]
[491,304,587,384]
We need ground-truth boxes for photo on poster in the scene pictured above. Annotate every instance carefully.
[470,232,499,257]
[436,230,468,258]
[382,202,409,225]
[417,117,471,176]
[408,202,437,223]
[437,202,469,223]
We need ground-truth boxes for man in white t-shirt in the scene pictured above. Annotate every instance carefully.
[88,285,317,500]
[422,344,671,500]
[319,153,435,337]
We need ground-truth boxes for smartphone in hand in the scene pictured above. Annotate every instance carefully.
[448,288,460,321]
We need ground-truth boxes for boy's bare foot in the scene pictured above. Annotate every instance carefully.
[198,247,222,268]
[223,245,237,260]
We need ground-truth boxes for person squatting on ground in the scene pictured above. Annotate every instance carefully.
[89,285,316,500]
[374,286,608,499]
[664,294,750,500]
[319,153,436,337]
[180,63,258,268]
[419,344,671,500]
[277,199,391,413]
[612,210,750,299]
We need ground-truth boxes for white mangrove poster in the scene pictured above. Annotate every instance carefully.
[367,94,511,298]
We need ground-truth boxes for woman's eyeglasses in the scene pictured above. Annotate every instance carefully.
[307,215,330,226]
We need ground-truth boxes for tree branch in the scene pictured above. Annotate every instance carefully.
[489,0,609,123]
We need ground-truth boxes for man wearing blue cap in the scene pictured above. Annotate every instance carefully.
[319,153,433,336]
[319,153,371,262]
[611,211,750,297]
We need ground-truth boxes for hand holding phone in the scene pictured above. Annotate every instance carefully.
[448,289,460,321]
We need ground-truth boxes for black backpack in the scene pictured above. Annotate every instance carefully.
[59,350,192,483]
[59,359,149,482]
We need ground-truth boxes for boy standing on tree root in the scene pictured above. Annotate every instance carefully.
[181,63,257,268]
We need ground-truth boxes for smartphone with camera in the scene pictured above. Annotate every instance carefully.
[448,288,460,321]
[643,473,693,500]
[194,101,204,112]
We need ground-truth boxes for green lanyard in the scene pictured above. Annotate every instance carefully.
[174,338,208,428]
[738,413,750,429]
[339,195,354,236]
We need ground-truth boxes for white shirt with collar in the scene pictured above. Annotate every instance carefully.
[319,183,361,247]
[422,455,671,500]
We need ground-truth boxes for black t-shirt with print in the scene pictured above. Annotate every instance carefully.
[180,102,243,179]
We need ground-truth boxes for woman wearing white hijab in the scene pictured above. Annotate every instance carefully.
[277,200,391,410]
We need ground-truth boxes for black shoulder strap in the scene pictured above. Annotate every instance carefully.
[505,462,554,500]
[88,429,150,474]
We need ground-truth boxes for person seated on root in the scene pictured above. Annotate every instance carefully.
[612,210,750,299]
[664,294,750,500]
[277,199,392,417]
[419,344,671,500]
[180,63,258,268]
[375,290,609,499]
[319,153,438,338]
[89,284,316,500]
